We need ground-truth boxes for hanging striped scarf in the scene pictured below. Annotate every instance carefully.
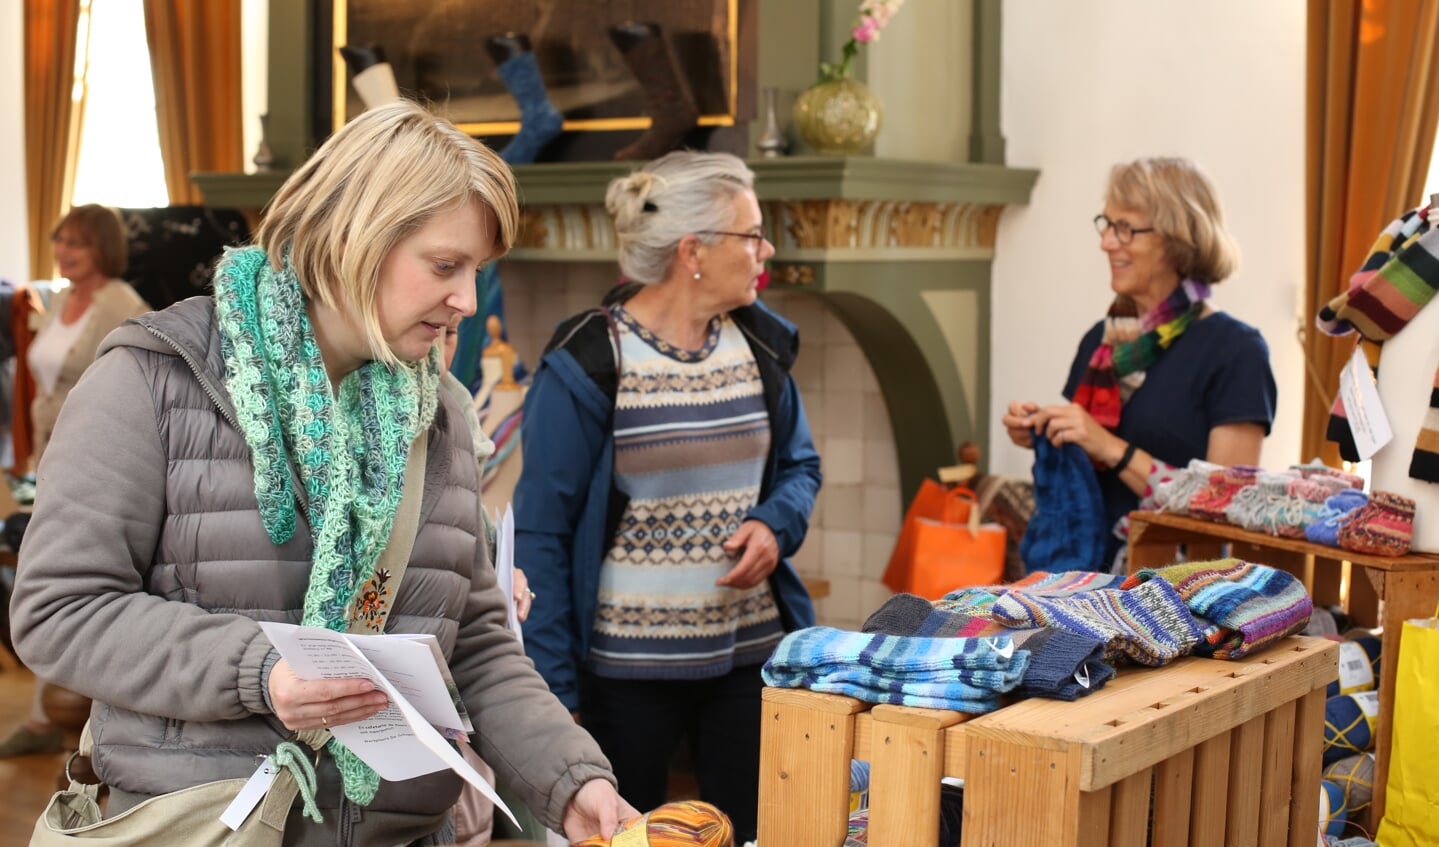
[213,246,440,807]
[1072,279,1211,430]
[1317,207,1439,481]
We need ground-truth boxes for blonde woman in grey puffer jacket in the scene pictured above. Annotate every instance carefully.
[9,100,636,846]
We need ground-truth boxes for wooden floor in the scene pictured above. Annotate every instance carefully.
[0,665,70,843]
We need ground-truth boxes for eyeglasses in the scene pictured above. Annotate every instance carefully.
[697,230,768,248]
[1093,214,1156,245]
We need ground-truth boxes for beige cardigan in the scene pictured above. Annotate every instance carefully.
[29,280,150,467]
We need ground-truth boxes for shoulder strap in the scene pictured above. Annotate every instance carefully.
[346,432,428,634]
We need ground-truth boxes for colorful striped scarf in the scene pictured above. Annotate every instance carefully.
[1316,207,1439,481]
[1072,279,1211,430]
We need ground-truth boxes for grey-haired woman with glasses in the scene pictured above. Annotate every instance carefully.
[513,150,822,842]
[1003,157,1276,571]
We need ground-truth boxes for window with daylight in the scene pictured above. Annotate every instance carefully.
[69,0,168,208]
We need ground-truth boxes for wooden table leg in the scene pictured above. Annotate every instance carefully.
[758,689,865,847]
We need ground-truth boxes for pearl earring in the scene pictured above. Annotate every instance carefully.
[693,272,702,280]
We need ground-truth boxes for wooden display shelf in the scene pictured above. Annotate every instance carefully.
[1127,510,1439,825]
[758,636,1337,847]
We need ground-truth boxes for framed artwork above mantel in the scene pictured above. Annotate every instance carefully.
[313,0,755,160]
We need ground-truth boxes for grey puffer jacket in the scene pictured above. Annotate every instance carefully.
[10,297,613,846]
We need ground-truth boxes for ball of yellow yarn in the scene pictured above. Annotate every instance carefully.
[572,800,735,847]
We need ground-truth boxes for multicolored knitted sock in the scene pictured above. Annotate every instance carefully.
[861,596,1112,698]
[989,578,1204,666]
[1187,465,1261,522]
[1338,491,1415,557]
[1305,489,1369,547]
[1153,459,1223,515]
[761,627,1029,713]
[1121,559,1313,659]
[1316,206,1439,481]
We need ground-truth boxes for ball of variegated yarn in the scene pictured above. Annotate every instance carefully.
[572,800,735,847]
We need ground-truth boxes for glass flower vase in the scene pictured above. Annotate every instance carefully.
[792,76,883,156]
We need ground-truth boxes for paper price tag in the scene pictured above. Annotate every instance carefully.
[1338,346,1393,459]
[219,757,279,831]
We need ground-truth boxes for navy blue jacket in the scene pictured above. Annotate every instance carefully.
[516,288,821,710]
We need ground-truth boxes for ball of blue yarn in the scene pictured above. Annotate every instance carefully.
[1319,779,1348,836]
[1323,693,1375,765]
[1326,637,1381,697]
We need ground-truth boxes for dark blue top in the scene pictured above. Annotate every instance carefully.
[1062,311,1277,563]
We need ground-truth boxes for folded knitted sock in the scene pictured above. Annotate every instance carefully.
[862,594,1003,638]
[862,593,936,636]
[1009,627,1115,699]
[1315,467,1367,490]
[1226,473,1305,537]
[989,578,1204,666]
[1291,476,1349,528]
[762,627,1030,713]
[1153,459,1223,515]
[1339,490,1415,557]
[1305,489,1369,547]
[1188,465,1261,522]
[1122,559,1313,659]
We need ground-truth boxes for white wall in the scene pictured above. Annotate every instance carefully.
[990,0,1306,478]
[1,0,30,284]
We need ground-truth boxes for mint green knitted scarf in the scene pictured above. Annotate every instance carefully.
[214,246,439,807]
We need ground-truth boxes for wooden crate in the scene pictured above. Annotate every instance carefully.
[1128,510,1439,823]
[758,636,1337,847]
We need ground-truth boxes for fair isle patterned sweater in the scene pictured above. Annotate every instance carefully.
[588,305,786,679]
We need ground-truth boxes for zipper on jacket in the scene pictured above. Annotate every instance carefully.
[142,324,241,433]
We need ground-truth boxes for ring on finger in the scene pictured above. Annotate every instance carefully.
[321,715,328,727]
[526,589,536,600]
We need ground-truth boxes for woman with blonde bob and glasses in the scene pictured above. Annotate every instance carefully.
[11,100,635,845]
[1003,157,1276,570]
[514,151,822,843]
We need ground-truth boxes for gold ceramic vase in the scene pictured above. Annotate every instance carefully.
[792,76,883,156]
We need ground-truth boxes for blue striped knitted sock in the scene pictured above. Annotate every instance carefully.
[989,579,1205,666]
[761,626,1029,712]
[495,51,563,164]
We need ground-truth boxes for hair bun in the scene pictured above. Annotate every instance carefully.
[605,170,668,223]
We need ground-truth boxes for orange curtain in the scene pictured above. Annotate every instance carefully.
[1303,0,1439,463]
[143,0,244,204]
[23,0,82,282]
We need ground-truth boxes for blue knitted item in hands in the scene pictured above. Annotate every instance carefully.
[496,51,563,164]
[761,626,1029,713]
[1020,434,1108,573]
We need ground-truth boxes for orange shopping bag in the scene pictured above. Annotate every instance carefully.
[883,479,968,593]
[884,483,1005,600]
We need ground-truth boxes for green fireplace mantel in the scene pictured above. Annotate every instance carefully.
[195,155,1036,503]
[502,156,1037,502]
